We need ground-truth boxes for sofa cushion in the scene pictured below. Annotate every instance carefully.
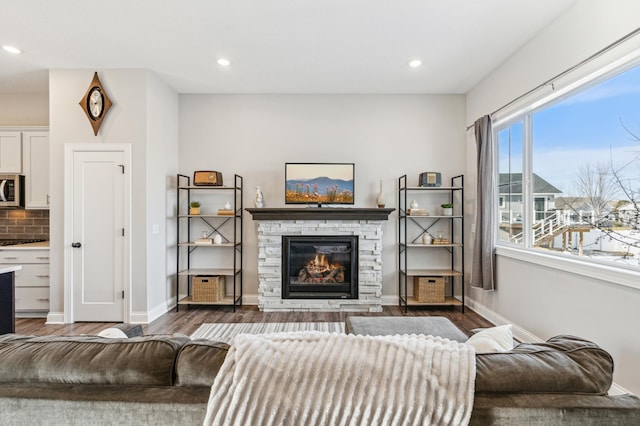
[0,334,190,386]
[174,339,230,387]
[0,385,210,426]
[471,393,640,425]
[475,335,613,394]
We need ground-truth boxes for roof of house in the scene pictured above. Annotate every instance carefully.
[554,197,608,211]
[499,173,562,195]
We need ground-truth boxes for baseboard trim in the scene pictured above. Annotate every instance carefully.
[128,312,149,324]
[145,302,170,324]
[45,312,65,324]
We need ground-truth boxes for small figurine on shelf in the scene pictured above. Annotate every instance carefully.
[255,186,264,208]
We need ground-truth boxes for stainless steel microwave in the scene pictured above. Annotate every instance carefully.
[0,175,25,208]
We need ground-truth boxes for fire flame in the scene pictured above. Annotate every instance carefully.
[306,253,340,274]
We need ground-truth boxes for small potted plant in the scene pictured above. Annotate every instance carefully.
[441,203,453,216]
[189,201,201,215]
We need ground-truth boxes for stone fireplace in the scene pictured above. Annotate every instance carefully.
[247,208,393,312]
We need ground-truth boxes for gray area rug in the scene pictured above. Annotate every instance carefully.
[191,322,345,344]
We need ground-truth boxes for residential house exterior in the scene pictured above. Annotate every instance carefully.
[499,172,562,223]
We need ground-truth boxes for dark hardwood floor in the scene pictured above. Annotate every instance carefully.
[15,305,494,337]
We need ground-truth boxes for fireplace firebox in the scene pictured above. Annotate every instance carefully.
[282,236,358,299]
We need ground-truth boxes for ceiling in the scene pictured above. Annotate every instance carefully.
[0,0,577,95]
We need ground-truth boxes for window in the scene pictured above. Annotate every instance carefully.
[495,62,640,270]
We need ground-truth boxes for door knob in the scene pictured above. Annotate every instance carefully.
[71,242,82,248]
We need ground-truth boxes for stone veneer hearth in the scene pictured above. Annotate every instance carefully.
[247,208,393,312]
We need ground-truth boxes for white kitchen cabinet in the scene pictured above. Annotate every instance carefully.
[22,131,50,209]
[0,131,22,173]
[0,248,50,317]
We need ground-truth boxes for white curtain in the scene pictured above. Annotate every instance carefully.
[471,115,496,290]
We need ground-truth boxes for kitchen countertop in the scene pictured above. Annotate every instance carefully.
[0,241,49,249]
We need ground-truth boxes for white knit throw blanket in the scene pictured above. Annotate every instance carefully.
[203,331,476,426]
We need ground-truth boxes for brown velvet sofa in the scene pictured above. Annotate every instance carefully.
[0,331,639,425]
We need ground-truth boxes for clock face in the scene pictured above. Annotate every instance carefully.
[79,72,113,136]
[88,88,103,119]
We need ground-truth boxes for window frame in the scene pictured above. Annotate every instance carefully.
[492,53,640,280]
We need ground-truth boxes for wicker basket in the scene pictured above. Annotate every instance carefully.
[192,276,225,302]
[414,276,445,303]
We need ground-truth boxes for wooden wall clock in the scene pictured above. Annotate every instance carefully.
[79,72,113,136]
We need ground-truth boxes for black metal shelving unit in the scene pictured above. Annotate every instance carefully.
[176,173,243,311]
[398,174,464,313]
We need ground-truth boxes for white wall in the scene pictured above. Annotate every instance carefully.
[179,94,466,300]
[48,69,178,324]
[466,0,640,394]
[145,73,179,319]
[0,92,49,126]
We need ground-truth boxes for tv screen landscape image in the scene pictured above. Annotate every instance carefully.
[285,163,355,205]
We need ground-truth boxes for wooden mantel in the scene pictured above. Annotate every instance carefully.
[245,207,395,221]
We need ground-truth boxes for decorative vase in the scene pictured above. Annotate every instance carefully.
[213,234,222,244]
[410,199,419,210]
[254,186,264,208]
[376,180,386,208]
[422,233,432,245]
[224,201,231,210]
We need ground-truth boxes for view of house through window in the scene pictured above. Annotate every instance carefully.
[497,62,640,269]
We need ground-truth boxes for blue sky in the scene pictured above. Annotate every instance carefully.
[534,65,640,150]
[500,63,640,195]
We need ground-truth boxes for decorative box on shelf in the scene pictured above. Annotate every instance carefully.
[217,209,234,216]
[414,276,445,303]
[194,238,213,245]
[193,276,226,302]
[408,208,430,216]
[432,238,450,245]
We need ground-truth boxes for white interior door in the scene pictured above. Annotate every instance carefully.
[68,148,128,322]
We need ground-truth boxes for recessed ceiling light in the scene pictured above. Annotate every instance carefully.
[2,45,23,55]
[217,58,231,67]
[408,59,422,68]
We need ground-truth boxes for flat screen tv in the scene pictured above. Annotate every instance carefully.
[285,163,355,205]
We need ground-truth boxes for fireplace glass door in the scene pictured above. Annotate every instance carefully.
[282,236,358,299]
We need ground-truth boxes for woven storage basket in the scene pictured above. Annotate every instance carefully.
[414,276,445,303]
[192,276,225,302]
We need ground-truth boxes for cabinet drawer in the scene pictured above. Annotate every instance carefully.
[15,264,50,287]
[15,287,49,311]
[0,250,50,264]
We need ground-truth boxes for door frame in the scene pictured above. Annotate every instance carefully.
[64,143,132,323]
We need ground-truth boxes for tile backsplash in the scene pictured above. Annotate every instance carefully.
[0,209,49,240]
